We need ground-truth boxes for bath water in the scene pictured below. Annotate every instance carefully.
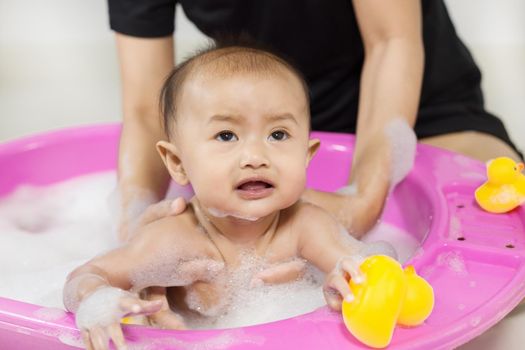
[0,172,420,328]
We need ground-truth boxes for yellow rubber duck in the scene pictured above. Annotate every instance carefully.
[342,255,434,349]
[475,157,525,213]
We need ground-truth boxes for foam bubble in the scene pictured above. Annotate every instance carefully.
[33,307,68,321]
[384,118,417,189]
[57,332,84,348]
[207,207,260,222]
[129,257,225,291]
[362,222,420,264]
[469,316,481,327]
[337,184,358,196]
[127,329,265,350]
[75,287,129,329]
[0,172,118,308]
[436,251,467,275]
[179,250,325,329]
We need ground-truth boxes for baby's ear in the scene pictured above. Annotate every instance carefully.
[156,141,189,185]
[306,138,321,166]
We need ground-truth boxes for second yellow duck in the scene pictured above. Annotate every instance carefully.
[475,157,525,213]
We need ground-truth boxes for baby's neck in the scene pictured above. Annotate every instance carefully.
[191,198,280,248]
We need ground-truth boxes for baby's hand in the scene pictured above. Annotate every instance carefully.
[76,287,163,350]
[323,256,365,311]
[144,287,186,330]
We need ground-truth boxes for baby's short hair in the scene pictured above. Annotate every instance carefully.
[159,39,310,138]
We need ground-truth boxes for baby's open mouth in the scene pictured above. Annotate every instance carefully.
[236,180,274,199]
[237,181,273,191]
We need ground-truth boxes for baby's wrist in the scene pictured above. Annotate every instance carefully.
[76,286,130,330]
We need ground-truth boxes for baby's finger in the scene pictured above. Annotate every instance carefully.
[121,298,164,316]
[339,257,365,284]
[89,326,109,350]
[170,197,187,215]
[323,274,353,310]
[81,330,94,350]
[137,299,164,314]
[108,323,127,350]
[323,286,343,310]
[119,297,140,314]
[253,259,306,285]
[150,311,187,330]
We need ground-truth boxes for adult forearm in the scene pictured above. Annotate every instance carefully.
[115,34,175,241]
[351,38,424,219]
[118,117,171,240]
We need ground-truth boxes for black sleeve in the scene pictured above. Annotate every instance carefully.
[108,0,177,38]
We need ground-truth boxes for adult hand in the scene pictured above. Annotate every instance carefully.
[302,189,384,238]
[118,198,188,333]
[118,197,187,242]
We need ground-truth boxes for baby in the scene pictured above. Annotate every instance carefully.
[63,43,394,349]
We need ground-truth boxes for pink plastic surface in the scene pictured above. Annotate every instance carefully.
[1,123,525,349]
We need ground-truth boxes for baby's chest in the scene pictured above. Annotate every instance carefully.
[167,273,230,317]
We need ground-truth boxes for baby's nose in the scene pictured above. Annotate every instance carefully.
[240,141,270,169]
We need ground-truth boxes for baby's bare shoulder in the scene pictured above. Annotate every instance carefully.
[291,200,336,224]
[130,208,210,256]
[117,209,223,287]
[287,201,341,240]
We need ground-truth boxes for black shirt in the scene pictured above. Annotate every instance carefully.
[108,0,519,152]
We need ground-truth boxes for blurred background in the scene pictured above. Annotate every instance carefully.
[0,1,524,348]
[1,1,524,149]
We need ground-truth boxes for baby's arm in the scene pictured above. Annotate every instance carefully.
[296,202,395,310]
[63,217,202,349]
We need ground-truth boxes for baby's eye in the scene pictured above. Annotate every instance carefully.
[215,131,238,142]
[268,130,289,141]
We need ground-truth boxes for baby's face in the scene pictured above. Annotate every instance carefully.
[171,70,318,219]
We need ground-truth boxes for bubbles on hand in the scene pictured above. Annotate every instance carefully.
[75,287,130,330]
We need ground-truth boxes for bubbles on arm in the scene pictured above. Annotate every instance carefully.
[129,256,225,291]
[337,225,398,261]
[75,287,131,330]
[384,118,417,190]
[63,273,109,312]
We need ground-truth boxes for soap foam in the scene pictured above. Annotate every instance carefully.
[0,172,118,308]
[362,222,420,264]
[75,287,130,330]
[0,172,420,331]
[0,173,324,329]
[207,207,260,222]
[180,251,326,329]
[384,118,417,190]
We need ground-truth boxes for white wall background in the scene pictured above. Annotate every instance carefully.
[1,1,524,149]
[0,1,524,347]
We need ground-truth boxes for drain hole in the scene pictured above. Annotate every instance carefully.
[457,237,465,241]
[506,244,515,249]
[456,204,465,209]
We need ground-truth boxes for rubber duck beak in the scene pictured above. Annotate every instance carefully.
[518,163,524,172]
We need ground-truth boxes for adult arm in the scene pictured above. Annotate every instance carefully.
[304,0,423,237]
[115,34,175,242]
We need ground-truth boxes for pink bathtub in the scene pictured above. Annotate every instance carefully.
[1,123,525,349]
